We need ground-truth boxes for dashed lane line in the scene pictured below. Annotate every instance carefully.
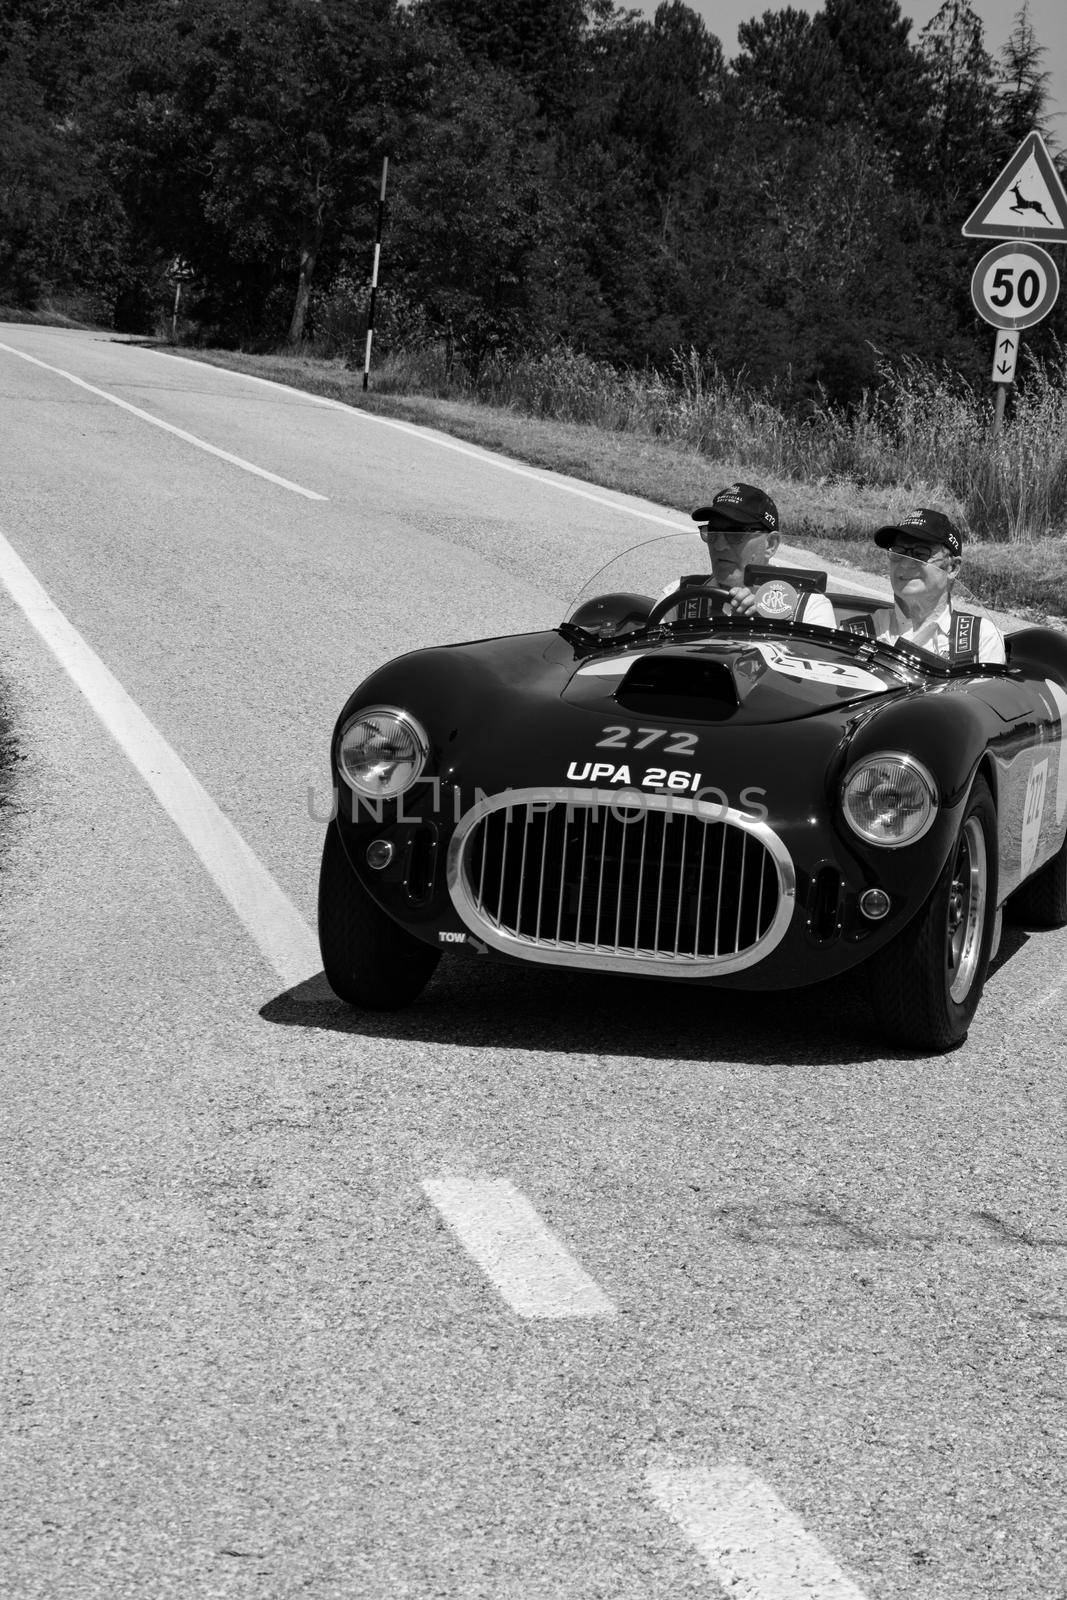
[0,342,327,501]
[646,1463,869,1600]
[422,1177,616,1319]
[0,527,321,991]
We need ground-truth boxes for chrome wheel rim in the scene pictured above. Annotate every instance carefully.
[946,817,987,1004]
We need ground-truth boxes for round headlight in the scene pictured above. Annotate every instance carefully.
[336,706,429,799]
[841,753,938,847]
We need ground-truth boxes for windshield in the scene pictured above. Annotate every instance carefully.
[564,531,999,672]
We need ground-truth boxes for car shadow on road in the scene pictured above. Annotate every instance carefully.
[261,959,904,1067]
[988,918,1031,978]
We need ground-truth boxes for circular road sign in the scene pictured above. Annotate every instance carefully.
[970,241,1060,330]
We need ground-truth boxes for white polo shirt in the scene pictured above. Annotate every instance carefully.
[871,602,1005,664]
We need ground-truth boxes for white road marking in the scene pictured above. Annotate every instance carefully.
[646,1464,868,1600]
[133,350,890,592]
[421,1177,616,1318]
[0,527,321,990]
[135,346,686,528]
[0,342,327,501]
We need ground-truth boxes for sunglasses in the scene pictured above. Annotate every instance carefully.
[700,524,766,547]
[888,539,950,564]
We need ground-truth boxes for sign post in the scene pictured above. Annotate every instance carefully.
[962,132,1067,432]
[165,257,195,344]
[969,240,1060,433]
[991,332,1018,432]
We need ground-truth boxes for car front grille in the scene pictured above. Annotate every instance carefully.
[446,788,794,976]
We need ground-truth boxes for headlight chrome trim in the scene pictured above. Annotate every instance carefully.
[841,751,939,849]
[335,705,430,800]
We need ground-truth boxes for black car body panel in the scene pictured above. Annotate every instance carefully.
[326,599,1067,993]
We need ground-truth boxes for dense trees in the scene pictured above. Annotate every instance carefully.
[2,0,1063,403]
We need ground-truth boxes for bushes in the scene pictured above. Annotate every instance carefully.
[444,341,1067,541]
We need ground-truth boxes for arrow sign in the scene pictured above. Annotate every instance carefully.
[991,329,1019,384]
[963,131,1067,242]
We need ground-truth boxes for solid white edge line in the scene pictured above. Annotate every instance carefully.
[0,527,321,991]
[646,1463,869,1600]
[0,341,327,501]
[421,1177,616,1319]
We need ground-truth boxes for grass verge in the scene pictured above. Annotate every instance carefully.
[146,343,1067,624]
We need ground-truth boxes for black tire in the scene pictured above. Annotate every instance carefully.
[1006,828,1067,928]
[317,822,440,1009]
[868,777,998,1052]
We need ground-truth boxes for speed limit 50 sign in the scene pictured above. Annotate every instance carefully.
[970,241,1060,329]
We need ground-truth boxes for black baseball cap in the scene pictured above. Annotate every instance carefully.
[873,508,963,558]
[691,482,779,531]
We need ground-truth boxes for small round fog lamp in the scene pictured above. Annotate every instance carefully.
[859,887,891,921]
[366,839,395,870]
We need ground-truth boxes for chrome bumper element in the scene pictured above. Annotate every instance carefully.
[446,788,795,976]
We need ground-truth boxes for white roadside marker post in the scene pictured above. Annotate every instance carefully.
[362,157,389,392]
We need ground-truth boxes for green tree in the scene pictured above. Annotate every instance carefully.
[919,0,1001,204]
[998,2,1051,144]
[388,48,559,368]
[733,7,849,124]
[415,0,617,118]
[89,0,410,343]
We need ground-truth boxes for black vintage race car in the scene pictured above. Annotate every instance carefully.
[318,534,1067,1051]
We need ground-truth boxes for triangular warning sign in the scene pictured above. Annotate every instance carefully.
[963,131,1067,242]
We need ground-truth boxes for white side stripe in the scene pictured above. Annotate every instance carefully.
[0,528,321,990]
[0,342,327,501]
[646,1464,869,1600]
[422,1177,616,1318]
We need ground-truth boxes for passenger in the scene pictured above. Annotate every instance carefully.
[844,509,1005,665]
[684,483,836,628]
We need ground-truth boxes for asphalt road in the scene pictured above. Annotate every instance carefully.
[1,325,1064,1600]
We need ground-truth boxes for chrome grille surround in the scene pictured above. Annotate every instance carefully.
[446,788,795,977]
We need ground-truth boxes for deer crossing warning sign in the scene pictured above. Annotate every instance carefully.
[962,131,1067,243]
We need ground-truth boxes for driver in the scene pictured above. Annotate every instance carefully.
[845,509,1005,665]
[681,483,836,628]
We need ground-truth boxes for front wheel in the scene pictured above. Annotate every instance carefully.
[868,777,997,1052]
[318,822,440,1009]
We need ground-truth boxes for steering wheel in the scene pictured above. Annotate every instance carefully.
[645,584,734,628]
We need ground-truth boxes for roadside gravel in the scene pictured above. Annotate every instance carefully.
[0,674,19,832]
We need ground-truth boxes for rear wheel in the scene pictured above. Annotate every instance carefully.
[318,822,440,1009]
[869,778,997,1052]
[1007,828,1067,928]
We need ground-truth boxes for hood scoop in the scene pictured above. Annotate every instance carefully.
[616,653,739,720]
[563,639,896,724]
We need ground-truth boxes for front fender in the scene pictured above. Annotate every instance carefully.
[843,691,989,810]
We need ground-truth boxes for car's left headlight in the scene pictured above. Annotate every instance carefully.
[841,752,938,847]
[336,706,429,798]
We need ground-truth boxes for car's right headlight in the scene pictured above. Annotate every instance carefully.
[841,752,938,847]
[336,706,429,799]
